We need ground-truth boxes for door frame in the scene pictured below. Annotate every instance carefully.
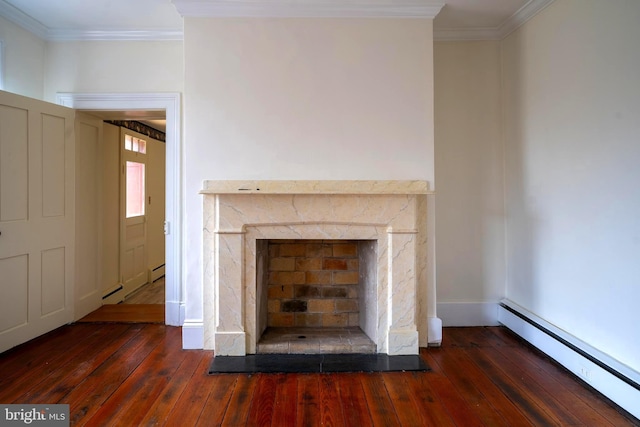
[56,92,182,326]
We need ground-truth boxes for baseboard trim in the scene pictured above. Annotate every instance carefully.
[164,301,184,326]
[182,321,204,349]
[437,302,499,326]
[427,317,442,347]
[498,299,640,420]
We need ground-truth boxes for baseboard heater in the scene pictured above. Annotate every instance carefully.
[103,284,123,300]
[149,264,166,283]
[498,299,640,421]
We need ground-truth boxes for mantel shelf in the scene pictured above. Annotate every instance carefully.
[200,180,431,195]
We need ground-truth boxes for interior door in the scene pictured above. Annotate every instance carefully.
[0,90,75,353]
[74,113,103,318]
[120,129,148,296]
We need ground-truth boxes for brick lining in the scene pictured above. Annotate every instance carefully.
[267,240,360,327]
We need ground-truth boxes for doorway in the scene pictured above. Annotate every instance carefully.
[76,116,166,323]
[57,92,182,327]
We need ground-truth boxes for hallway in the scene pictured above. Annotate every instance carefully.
[77,277,165,323]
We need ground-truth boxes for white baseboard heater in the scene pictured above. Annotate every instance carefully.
[498,299,640,421]
[102,283,124,304]
[149,264,166,283]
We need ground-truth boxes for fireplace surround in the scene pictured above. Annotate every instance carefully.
[202,180,439,356]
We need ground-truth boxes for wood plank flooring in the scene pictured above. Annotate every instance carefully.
[76,277,165,323]
[0,325,637,426]
[124,278,165,305]
[76,304,165,323]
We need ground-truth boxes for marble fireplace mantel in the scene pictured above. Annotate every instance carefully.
[201,180,440,356]
[200,180,431,195]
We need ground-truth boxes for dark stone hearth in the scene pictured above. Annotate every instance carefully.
[282,300,307,312]
[209,354,430,374]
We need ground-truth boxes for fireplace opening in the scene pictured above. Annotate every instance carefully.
[255,239,377,354]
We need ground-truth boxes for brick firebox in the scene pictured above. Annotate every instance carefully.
[267,240,363,328]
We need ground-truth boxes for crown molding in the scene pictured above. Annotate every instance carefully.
[0,0,48,39]
[172,0,444,18]
[47,29,183,41]
[434,0,555,41]
[0,0,182,41]
[2,0,554,41]
[498,0,555,38]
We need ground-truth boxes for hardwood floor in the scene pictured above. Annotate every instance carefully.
[124,278,166,305]
[76,277,166,323]
[0,325,636,426]
[76,304,165,323]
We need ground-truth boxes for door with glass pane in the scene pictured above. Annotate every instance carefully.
[120,129,148,296]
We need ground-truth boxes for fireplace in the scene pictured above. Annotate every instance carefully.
[254,239,377,353]
[201,180,439,356]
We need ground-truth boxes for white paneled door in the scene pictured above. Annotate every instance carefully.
[0,90,75,353]
[120,129,149,297]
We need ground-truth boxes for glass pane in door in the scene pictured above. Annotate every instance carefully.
[126,161,145,218]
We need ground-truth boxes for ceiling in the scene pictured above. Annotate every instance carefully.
[0,0,554,41]
[0,0,553,129]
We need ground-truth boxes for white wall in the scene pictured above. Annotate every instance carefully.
[44,41,184,102]
[183,17,435,330]
[185,18,434,182]
[0,16,45,99]
[434,41,505,326]
[502,0,640,372]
